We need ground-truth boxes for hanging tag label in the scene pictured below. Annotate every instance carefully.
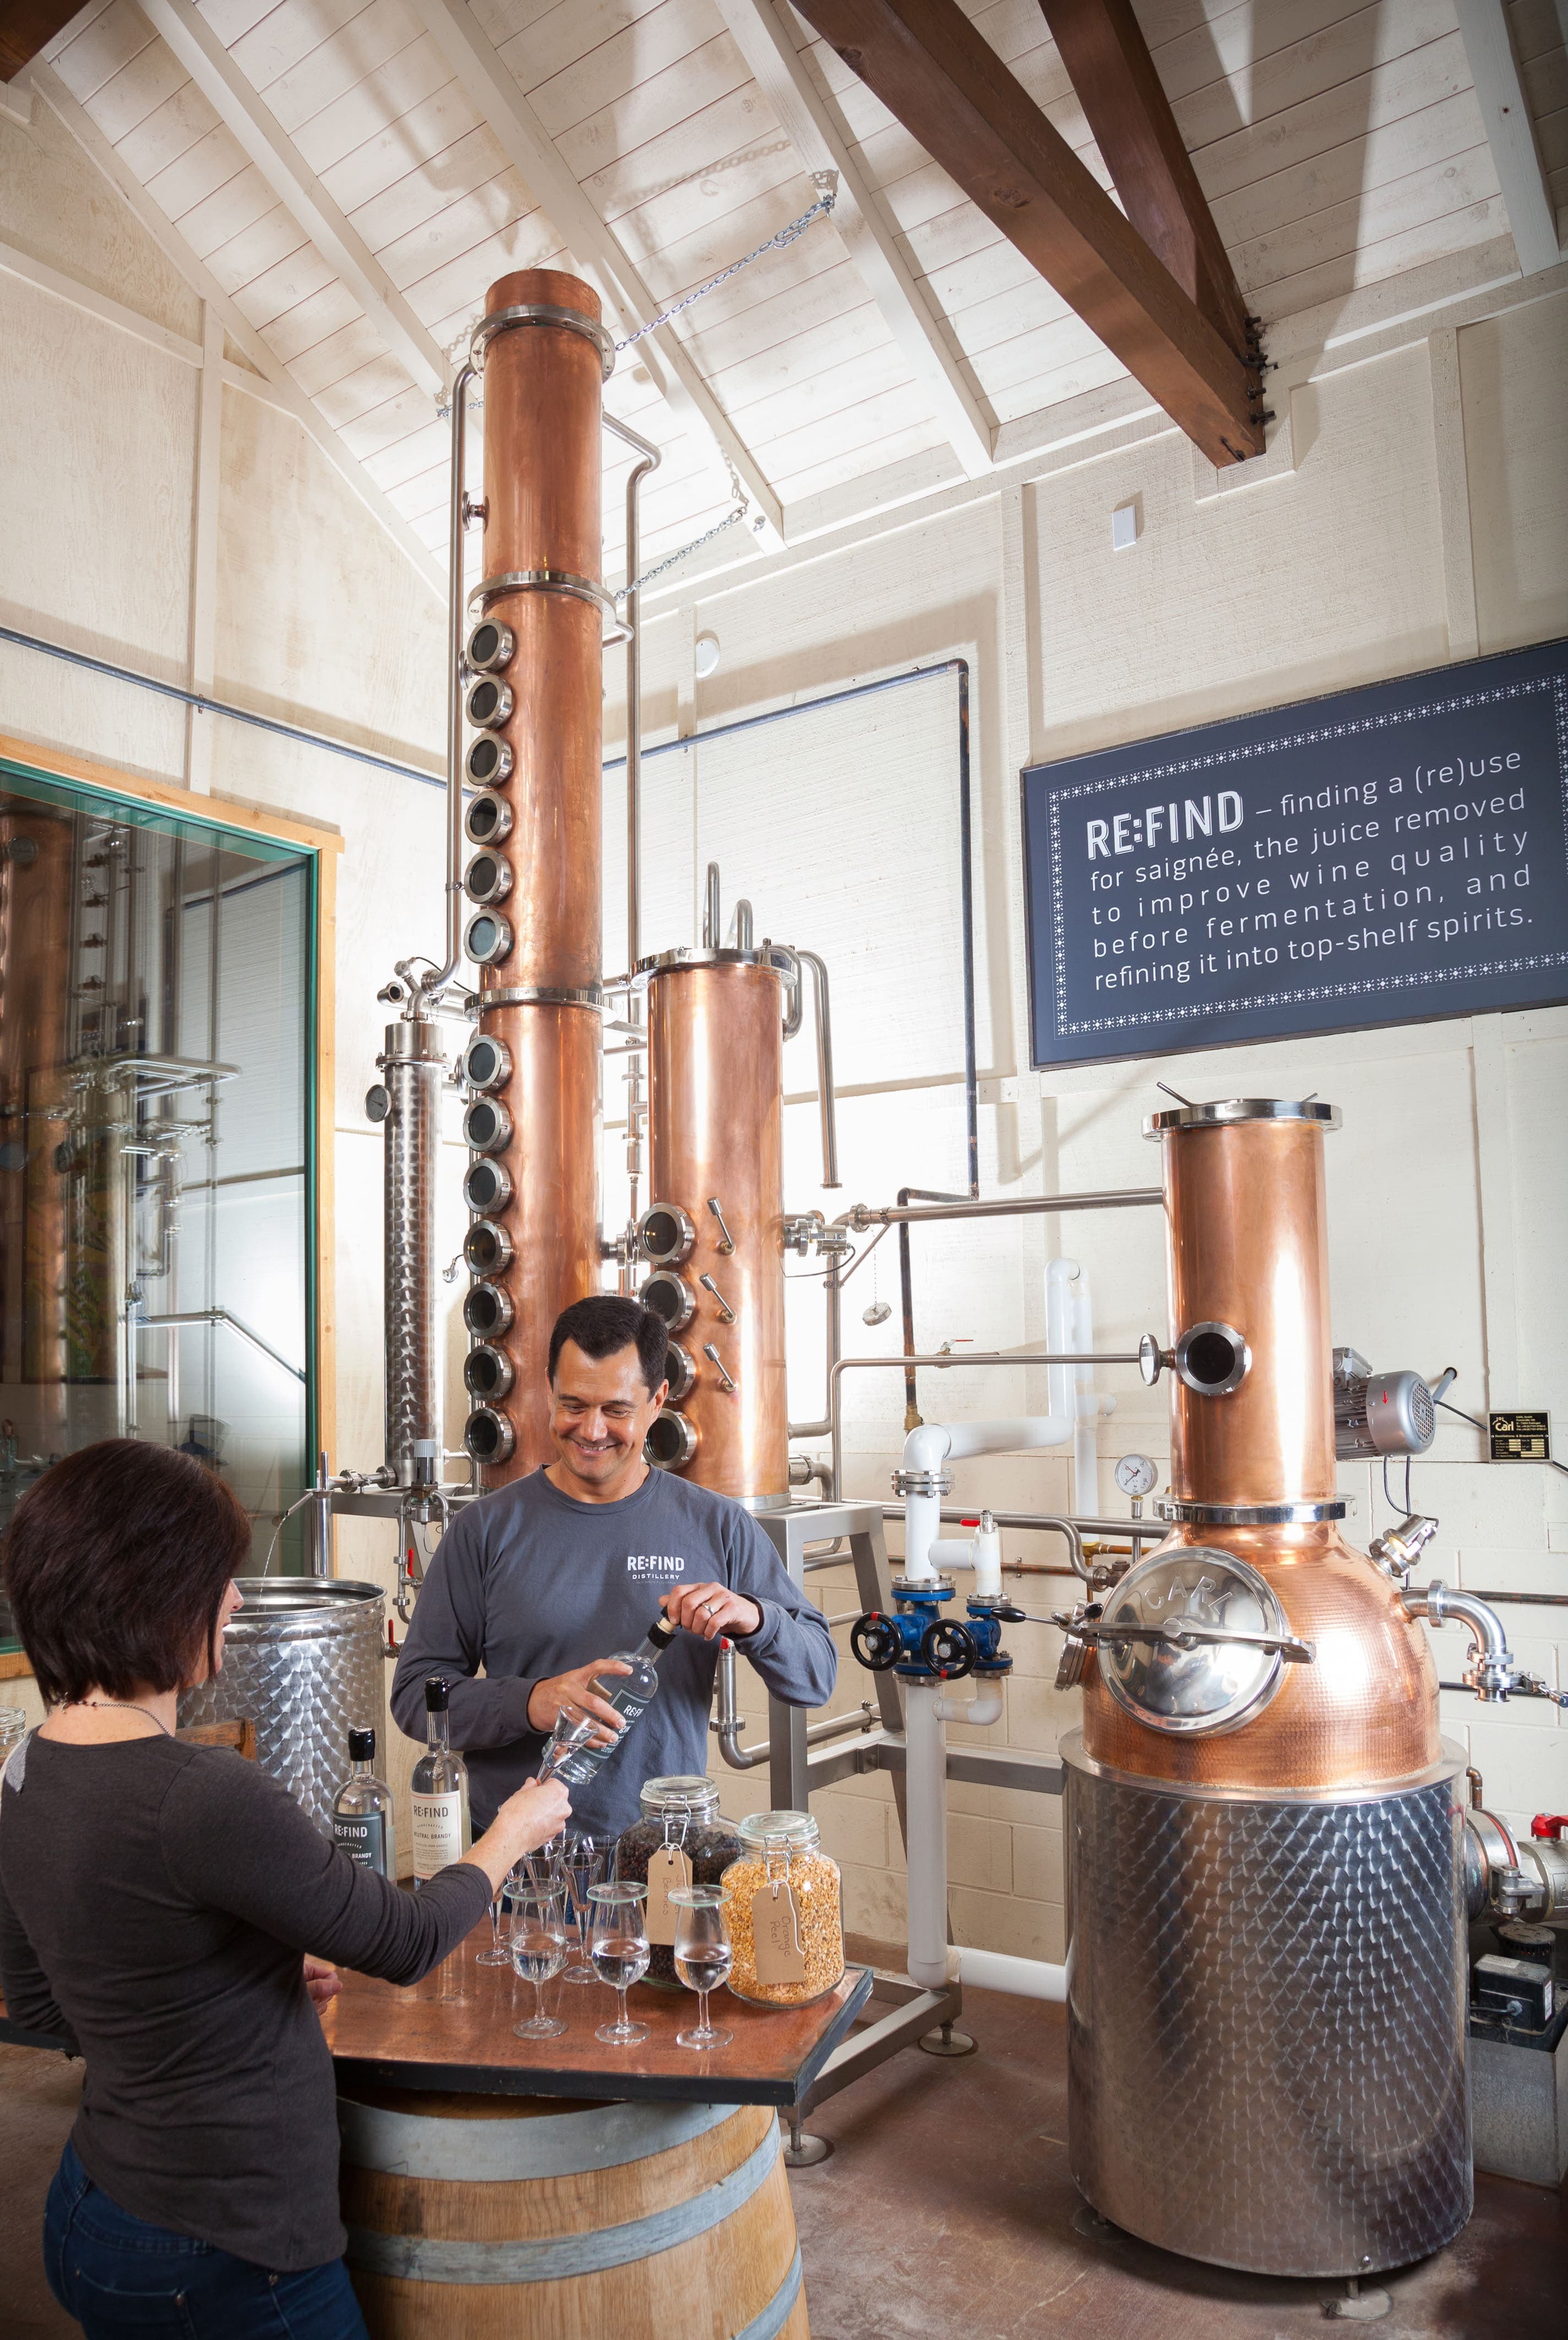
[645,1844,693,1945]
[752,1882,807,1985]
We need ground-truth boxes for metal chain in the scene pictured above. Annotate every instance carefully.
[613,174,838,353]
[614,504,750,601]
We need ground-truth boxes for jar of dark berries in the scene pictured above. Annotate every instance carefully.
[613,1776,743,1988]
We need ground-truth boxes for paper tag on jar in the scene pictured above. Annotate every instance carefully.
[644,1844,693,1945]
[752,1882,807,1986]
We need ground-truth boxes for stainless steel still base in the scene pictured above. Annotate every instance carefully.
[1061,1732,1472,2278]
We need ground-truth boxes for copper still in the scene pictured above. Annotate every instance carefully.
[1061,1099,1469,2279]
[640,950,790,1505]
[458,268,608,1481]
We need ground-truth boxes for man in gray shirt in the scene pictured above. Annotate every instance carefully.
[391,1294,836,1839]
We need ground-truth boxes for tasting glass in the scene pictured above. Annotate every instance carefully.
[477,1857,527,1967]
[539,1706,597,1780]
[509,1885,571,2039]
[588,1881,650,2047]
[668,1885,733,2051]
[562,1833,606,1983]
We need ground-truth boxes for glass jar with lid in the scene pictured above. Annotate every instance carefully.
[722,1809,843,2007]
[613,1776,743,1987]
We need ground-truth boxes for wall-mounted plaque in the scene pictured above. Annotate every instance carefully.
[1022,638,1568,1070]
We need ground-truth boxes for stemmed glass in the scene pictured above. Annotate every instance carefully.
[669,1886,733,2051]
[510,1885,571,2039]
[477,1857,527,1967]
[538,1707,597,1780]
[589,1881,650,2046]
[562,1833,605,1983]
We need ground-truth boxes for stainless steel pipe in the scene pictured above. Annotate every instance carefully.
[842,1188,1162,1229]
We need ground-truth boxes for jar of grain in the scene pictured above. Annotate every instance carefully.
[613,1776,743,1988]
[722,1810,843,2007]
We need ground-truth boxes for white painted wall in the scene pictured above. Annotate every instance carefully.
[2,100,1565,1952]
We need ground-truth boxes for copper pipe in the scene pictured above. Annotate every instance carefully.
[474,270,605,1480]
[647,960,787,1502]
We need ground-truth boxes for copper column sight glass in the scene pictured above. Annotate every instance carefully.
[465,270,608,1480]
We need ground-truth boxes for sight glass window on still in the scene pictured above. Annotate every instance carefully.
[0,762,317,1650]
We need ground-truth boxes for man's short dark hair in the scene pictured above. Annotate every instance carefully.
[548,1294,667,1393]
[2,1440,254,1707]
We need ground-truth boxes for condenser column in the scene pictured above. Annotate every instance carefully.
[459,270,609,1481]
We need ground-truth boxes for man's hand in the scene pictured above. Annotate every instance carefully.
[661,1582,764,1642]
[304,1956,341,2015]
[526,1658,632,1743]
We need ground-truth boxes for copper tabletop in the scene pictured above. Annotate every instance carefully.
[320,1919,872,2107]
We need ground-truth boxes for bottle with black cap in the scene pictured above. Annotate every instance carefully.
[553,1617,678,1787]
[411,1674,471,1884]
[331,1725,396,1878]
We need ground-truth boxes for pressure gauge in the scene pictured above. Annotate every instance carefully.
[1115,1452,1158,1499]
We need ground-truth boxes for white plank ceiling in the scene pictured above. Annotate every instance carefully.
[33,0,1567,579]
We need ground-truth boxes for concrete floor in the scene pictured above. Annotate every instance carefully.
[4,1994,1564,2339]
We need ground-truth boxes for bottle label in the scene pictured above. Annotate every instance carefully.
[333,1811,387,1874]
[752,1882,807,1987]
[412,1790,464,1879]
[645,1844,693,1946]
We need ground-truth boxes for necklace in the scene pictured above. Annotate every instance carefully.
[69,1698,172,1737]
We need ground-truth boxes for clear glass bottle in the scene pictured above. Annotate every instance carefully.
[411,1674,471,1884]
[331,1725,396,1878]
[553,1617,677,1787]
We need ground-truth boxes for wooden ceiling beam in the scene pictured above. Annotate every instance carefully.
[790,0,1263,465]
[1036,0,1249,357]
[0,2,82,82]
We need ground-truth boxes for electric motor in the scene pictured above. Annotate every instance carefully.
[1332,1348,1436,1458]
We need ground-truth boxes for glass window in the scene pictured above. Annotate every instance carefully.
[0,759,318,1646]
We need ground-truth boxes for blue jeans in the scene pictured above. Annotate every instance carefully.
[44,2140,369,2340]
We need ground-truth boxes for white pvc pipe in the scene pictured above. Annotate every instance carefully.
[933,1683,1003,1726]
[959,1947,1068,2002]
[905,1681,949,1990]
[900,1410,1073,1582]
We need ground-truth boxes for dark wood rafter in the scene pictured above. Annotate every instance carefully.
[0,2,83,81]
[1036,0,1250,359]
[791,0,1265,464]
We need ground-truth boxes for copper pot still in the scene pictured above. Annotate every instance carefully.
[641,952,790,1506]
[1064,1099,1469,2280]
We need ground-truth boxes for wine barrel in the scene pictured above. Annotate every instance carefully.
[337,2085,808,2339]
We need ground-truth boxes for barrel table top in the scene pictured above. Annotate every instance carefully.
[322,1918,872,2108]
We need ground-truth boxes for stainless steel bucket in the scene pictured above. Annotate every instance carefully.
[1062,1730,1472,2277]
[179,1577,385,1834]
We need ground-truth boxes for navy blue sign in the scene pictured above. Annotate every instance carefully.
[1022,638,1568,1070]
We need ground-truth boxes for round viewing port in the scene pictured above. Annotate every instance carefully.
[465,619,514,673]
[1175,1321,1250,1396]
[464,793,512,847]
[637,1202,695,1265]
[645,1408,698,1469]
[462,1033,511,1090]
[462,1097,512,1153]
[464,851,512,905]
[464,676,513,730]
[663,1340,696,1405]
[463,1219,513,1276]
[464,1344,514,1401]
[464,910,513,966]
[641,1271,695,1332]
[464,736,512,787]
[464,1406,515,1466]
[463,1158,512,1213]
[464,1282,513,1340]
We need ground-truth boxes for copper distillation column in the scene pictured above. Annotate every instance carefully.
[1060,1100,1469,2279]
[639,932,790,1505]
[456,271,611,1480]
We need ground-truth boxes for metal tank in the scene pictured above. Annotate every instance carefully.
[178,1577,385,1834]
[1061,1098,1469,2278]
[640,946,790,1505]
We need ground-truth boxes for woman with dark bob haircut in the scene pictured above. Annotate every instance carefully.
[0,1441,569,2340]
